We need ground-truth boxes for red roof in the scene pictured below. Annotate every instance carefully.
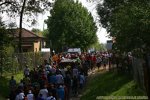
[11,28,43,38]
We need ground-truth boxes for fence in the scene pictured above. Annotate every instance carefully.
[132,55,150,95]
[0,52,50,76]
[132,57,145,90]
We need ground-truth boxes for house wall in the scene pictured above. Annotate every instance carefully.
[34,41,41,52]
[22,45,33,52]
[28,46,34,52]
[27,46,33,52]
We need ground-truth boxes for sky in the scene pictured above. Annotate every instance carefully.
[2,0,110,43]
[79,0,110,43]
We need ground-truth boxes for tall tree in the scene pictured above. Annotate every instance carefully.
[97,0,150,52]
[0,17,11,53]
[0,17,11,76]
[0,0,52,52]
[46,0,97,52]
[97,0,150,98]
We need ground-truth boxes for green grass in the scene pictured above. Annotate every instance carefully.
[110,81,145,96]
[81,71,146,100]
[0,72,23,98]
[0,94,6,100]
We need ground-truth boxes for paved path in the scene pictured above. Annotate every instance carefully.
[70,67,108,100]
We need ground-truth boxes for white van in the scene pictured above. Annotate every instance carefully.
[67,48,81,55]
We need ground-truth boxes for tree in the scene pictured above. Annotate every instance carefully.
[97,0,150,98]
[0,17,11,55]
[46,0,97,52]
[42,29,49,38]
[0,0,52,52]
[97,0,150,52]
[0,17,11,76]
[31,28,42,36]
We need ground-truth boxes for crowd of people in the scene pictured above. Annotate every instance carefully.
[9,51,132,100]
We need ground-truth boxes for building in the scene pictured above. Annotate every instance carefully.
[10,28,45,52]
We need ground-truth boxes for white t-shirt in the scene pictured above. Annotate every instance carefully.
[18,92,25,100]
[39,88,48,99]
[46,96,56,100]
[27,93,34,100]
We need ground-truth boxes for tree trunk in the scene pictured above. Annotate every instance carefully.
[18,0,26,53]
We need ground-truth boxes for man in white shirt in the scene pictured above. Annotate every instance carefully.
[16,90,25,100]
[46,92,56,100]
[27,90,34,100]
[38,86,48,100]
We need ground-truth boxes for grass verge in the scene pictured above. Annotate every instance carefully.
[81,71,146,100]
[0,72,23,99]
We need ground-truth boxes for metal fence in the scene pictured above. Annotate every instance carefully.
[132,55,150,93]
[132,57,145,90]
[0,52,50,76]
